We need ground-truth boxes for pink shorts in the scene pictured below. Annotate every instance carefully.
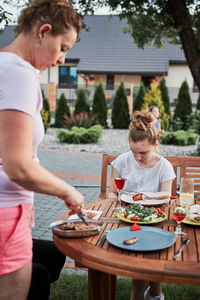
[0,203,33,275]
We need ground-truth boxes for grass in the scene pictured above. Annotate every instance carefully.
[50,273,200,300]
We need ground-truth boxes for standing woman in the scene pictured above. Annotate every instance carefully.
[109,111,175,300]
[0,1,84,299]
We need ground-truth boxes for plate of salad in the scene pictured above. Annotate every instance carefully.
[117,203,167,224]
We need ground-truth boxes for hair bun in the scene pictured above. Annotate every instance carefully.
[130,111,155,131]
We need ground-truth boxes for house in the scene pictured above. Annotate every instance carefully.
[0,15,198,112]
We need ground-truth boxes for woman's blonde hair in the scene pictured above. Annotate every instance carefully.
[129,111,159,145]
[17,0,82,38]
[149,105,159,113]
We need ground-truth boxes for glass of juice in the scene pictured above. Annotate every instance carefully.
[180,177,194,211]
[172,206,187,237]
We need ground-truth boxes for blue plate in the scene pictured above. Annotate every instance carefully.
[106,226,176,251]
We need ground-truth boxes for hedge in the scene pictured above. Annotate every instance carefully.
[56,125,103,144]
[160,129,198,146]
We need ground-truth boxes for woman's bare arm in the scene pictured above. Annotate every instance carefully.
[0,110,84,212]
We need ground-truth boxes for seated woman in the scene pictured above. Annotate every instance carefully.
[108,111,175,300]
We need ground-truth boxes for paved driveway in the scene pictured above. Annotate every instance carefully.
[32,149,103,240]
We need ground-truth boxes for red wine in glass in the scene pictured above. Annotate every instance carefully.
[114,177,125,191]
[172,212,186,223]
[173,206,187,237]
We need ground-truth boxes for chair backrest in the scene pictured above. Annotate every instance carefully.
[99,153,200,200]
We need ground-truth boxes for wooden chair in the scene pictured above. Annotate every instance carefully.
[99,153,200,200]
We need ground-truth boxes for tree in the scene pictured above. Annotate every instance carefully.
[158,77,170,115]
[0,2,11,34]
[174,80,192,123]
[55,93,70,128]
[3,1,200,88]
[92,81,107,127]
[112,81,130,129]
[132,82,145,113]
[74,88,90,115]
[71,0,200,90]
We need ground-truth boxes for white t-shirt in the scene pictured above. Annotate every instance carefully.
[0,52,44,207]
[111,151,176,193]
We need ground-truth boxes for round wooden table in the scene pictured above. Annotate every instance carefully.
[53,198,200,300]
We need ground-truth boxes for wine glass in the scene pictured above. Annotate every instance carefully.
[172,205,187,237]
[113,168,126,209]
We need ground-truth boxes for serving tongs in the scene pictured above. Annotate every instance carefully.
[77,213,89,225]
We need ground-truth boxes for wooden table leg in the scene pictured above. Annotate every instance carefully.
[88,269,117,300]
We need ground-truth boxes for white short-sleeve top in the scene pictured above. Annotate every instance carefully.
[111,151,176,193]
[0,52,44,207]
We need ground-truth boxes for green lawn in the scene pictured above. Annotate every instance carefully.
[50,273,200,300]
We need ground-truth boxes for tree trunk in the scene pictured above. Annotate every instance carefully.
[168,0,200,90]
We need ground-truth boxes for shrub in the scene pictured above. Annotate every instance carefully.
[92,81,107,127]
[158,77,170,115]
[41,107,49,133]
[56,125,103,144]
[42,89,51,124]
[171,111,200,132]
[112,81,130,129]
[170,116,184,131]
[63,112,96,129]
[132,82,145,113]
[74,88,90,115]
[55,93,70,128]
[174,80,192,123]
[160,129,198,146]
[196,94,200,110]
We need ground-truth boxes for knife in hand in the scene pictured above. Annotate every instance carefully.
[173,239,190,260]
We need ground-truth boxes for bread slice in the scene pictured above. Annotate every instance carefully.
[153,192,170,200]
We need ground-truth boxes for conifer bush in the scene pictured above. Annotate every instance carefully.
[92,82,107,127]
[112,81,130,129]
[142,80,170,130]
[41,90,50,132]
[74,88,90,115]
[42,90,51,124]
[158,77,170,115]
[55,93,70,128]
[196,94,200,110]
[174,80,192,123]
[133,82,145,113]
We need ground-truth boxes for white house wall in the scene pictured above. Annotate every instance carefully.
[166,65,193,88]
[165,65,198,110]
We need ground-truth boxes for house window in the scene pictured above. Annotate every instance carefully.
[142,76,154,89]
[59,66,77,88]
[106,75,114,90]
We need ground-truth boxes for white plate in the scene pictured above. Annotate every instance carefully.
[68,209,103,221]
[120,193,170,206]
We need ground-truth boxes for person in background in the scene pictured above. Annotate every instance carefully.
[109,111,175,300]
[0,1,84,299]
[149,106,165,134]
